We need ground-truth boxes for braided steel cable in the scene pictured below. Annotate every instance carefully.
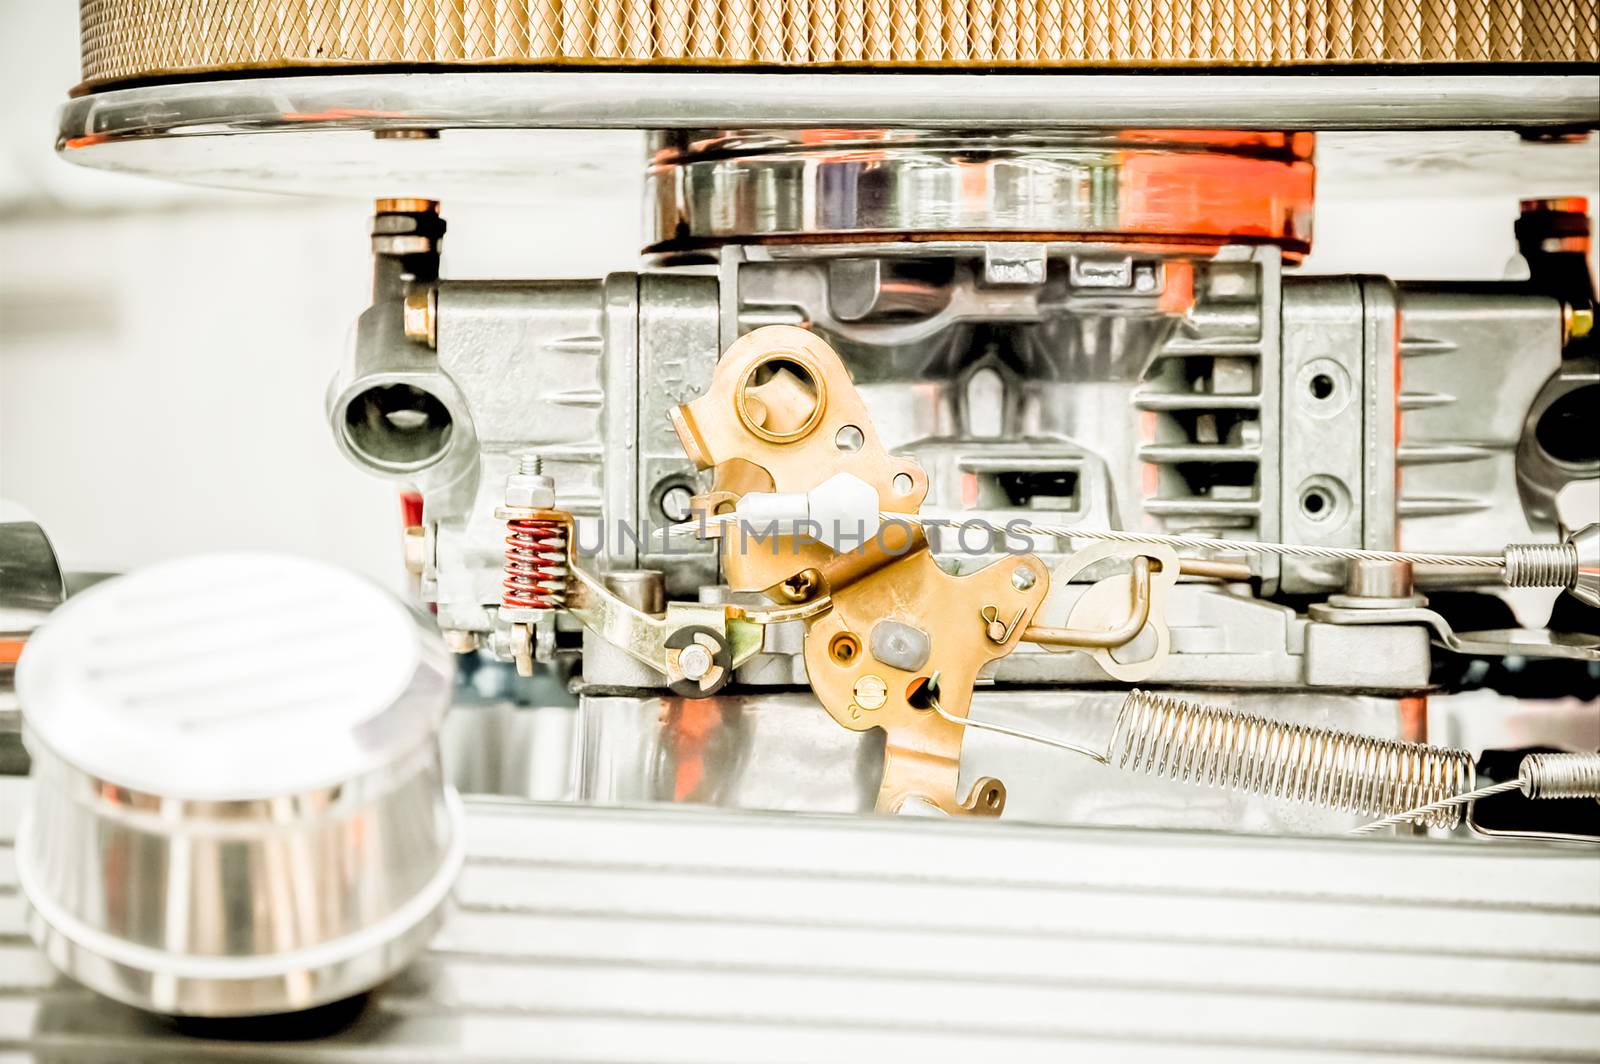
[664,512,1507,569]
[1002,522,1505,569]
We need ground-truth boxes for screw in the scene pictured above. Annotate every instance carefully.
[519,454,544,476]
[1011,564,1038,591]
[853,675,888,711]
[678,642,714,682]
[779,568,822,602]
[659,483,694,522]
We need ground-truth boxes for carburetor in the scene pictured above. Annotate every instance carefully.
[326,146,1599,830]
[53,3,1600,836]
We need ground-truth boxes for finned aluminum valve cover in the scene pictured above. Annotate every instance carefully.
[14,552,463,1017]
[78,0,1598,87]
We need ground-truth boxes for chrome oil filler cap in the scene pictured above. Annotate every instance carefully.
[13,552,463,1017]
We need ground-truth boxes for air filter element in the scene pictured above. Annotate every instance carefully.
[79,0,1598,88]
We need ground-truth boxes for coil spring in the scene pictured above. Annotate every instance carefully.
[1502,541,1579,588]
[502,518,568,610]
[1520,752,1600,800]
[1111,690,1476,828]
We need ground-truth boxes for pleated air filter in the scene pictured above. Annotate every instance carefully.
[79,0,1598,87]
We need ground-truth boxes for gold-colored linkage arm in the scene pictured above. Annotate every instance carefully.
[1019,554,1248,650]
[1021,555,1152,650]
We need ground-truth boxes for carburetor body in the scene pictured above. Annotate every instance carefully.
[47,2,1600,832]
[325,132,1598,829]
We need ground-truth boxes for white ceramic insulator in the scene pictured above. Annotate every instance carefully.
[735,472,882,552]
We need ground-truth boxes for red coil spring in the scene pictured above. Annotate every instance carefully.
[502,518,568,610]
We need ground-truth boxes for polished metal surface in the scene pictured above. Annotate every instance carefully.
[577,691,882,814]
[47,123,1600,207]
[647,130,1314,252]
[0,521,65,634]
[15,554,462,1017]
[575,688,1422,833]
[55,75,1600,169]
[4,776,1600,1061]
[74,0,1600,86]
[1573,521,1600,608]
[0,517,66,747]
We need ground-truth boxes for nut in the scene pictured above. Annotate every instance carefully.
[504,472,556,509]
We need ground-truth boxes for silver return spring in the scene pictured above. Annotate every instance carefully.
[930,684,1478,828]
[930,689,1600,833]
[1108,690,1477,829]
[1349,750,1600,834]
